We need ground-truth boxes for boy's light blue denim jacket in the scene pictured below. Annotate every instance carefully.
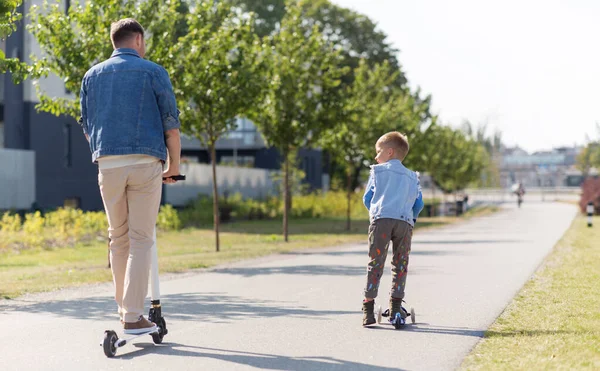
[80,48,180,163]
[363,159,424,226]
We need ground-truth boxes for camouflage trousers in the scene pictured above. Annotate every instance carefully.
[364,218,413,300]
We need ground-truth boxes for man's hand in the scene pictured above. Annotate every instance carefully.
[163,166,181,184]
[163,128,181,184]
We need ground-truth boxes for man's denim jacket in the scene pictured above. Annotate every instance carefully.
[80,48,180,163]
[363,159,424,226]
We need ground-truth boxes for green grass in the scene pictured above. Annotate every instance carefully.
[0,207,496,299]
[461,215,600,370]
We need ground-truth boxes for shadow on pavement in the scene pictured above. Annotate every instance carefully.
[3,292,354,323]
[368,323,485,337]
[287,249,468,257]
[116,343,406,370]
[213,264,365,277]
[414,239,526,245]
[213,263,439,277]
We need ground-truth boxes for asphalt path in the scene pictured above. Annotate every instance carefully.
[1,202,577,370]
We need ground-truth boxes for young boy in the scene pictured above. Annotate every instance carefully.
[362,131,424,326]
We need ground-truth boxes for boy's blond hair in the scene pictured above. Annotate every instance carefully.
[377,131,409,160]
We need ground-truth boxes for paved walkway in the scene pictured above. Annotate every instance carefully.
[1,202,577,370]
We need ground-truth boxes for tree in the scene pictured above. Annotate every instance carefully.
[28,0,187,119]
[227,0,405,87]
[420,125,487,198]
[0,0,39,81]
[168,1,268,252]
[250,2,346,241]
[460,121,502,187]
[0,0,20,38]
[322,59,418,230]
[577,123,600,177]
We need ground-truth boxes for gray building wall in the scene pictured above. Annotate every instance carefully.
[0,148,35,210]
[165,163,277,206]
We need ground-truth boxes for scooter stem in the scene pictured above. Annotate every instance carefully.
[150,228,160,302]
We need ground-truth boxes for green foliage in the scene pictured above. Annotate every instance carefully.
[27,0,187,119]
[0,0,42,81]
[290,191,365,219]
[178,196,215,227]
[22,211,45,248]
[577,123,600,176]
[175,191,368,228]
[157,204,182,231]
[411,123,489,193]
[322,60,398,172]
[0,208,107,251]
[459,121,502,187]
[165,1,269,251]
[249,1,347,240]
[0,0,21,38]
[251,2,346,153]
[0,211,21,232]
[171,1,267,148]
[226,0,405,86]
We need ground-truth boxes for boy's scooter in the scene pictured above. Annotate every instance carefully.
[376,304,416,329]
[102,174,185,357]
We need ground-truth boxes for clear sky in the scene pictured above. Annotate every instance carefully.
[331,0,600,153]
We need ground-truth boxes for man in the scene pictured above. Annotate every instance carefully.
[80,18,182,334]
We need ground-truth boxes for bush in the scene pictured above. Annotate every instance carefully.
[0,212,22,233]
[0,191,371,250]
[176,191,368,227]
[22,211,46,248]
[157,204,182,231]
[179,196,215,227]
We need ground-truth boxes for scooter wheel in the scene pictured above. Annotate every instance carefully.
[393,313,404,330]
[103,330,118,358]
[410,308,416,324]
[151,332,164,344]
[151,317,167,344]
[376,305,382,324]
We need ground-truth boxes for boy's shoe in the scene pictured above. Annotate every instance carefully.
[389,298,408,320]
[123,316,158,335]
[362,300,376,326]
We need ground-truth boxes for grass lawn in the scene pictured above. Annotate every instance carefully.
[461,215,600,370]
[0,206,497,299]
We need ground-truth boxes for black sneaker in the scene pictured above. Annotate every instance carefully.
[362,300,376,326]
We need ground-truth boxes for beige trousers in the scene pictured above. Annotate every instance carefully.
[98,161,163,323]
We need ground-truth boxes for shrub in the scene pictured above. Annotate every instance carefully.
[0,212,22,233]
[22,211,46,248]
[157,204,182,231]
[176,191,368,226]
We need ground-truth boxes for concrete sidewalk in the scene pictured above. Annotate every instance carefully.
[1,202,577,370]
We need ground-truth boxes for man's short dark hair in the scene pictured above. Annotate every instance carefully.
[110,18,144,46]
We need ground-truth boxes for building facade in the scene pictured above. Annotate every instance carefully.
[499,146,584,188]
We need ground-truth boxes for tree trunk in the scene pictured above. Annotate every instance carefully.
[210,143,220,252]
[431,176,436,217]
[346,169,352,231]
[283,149,290,242]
